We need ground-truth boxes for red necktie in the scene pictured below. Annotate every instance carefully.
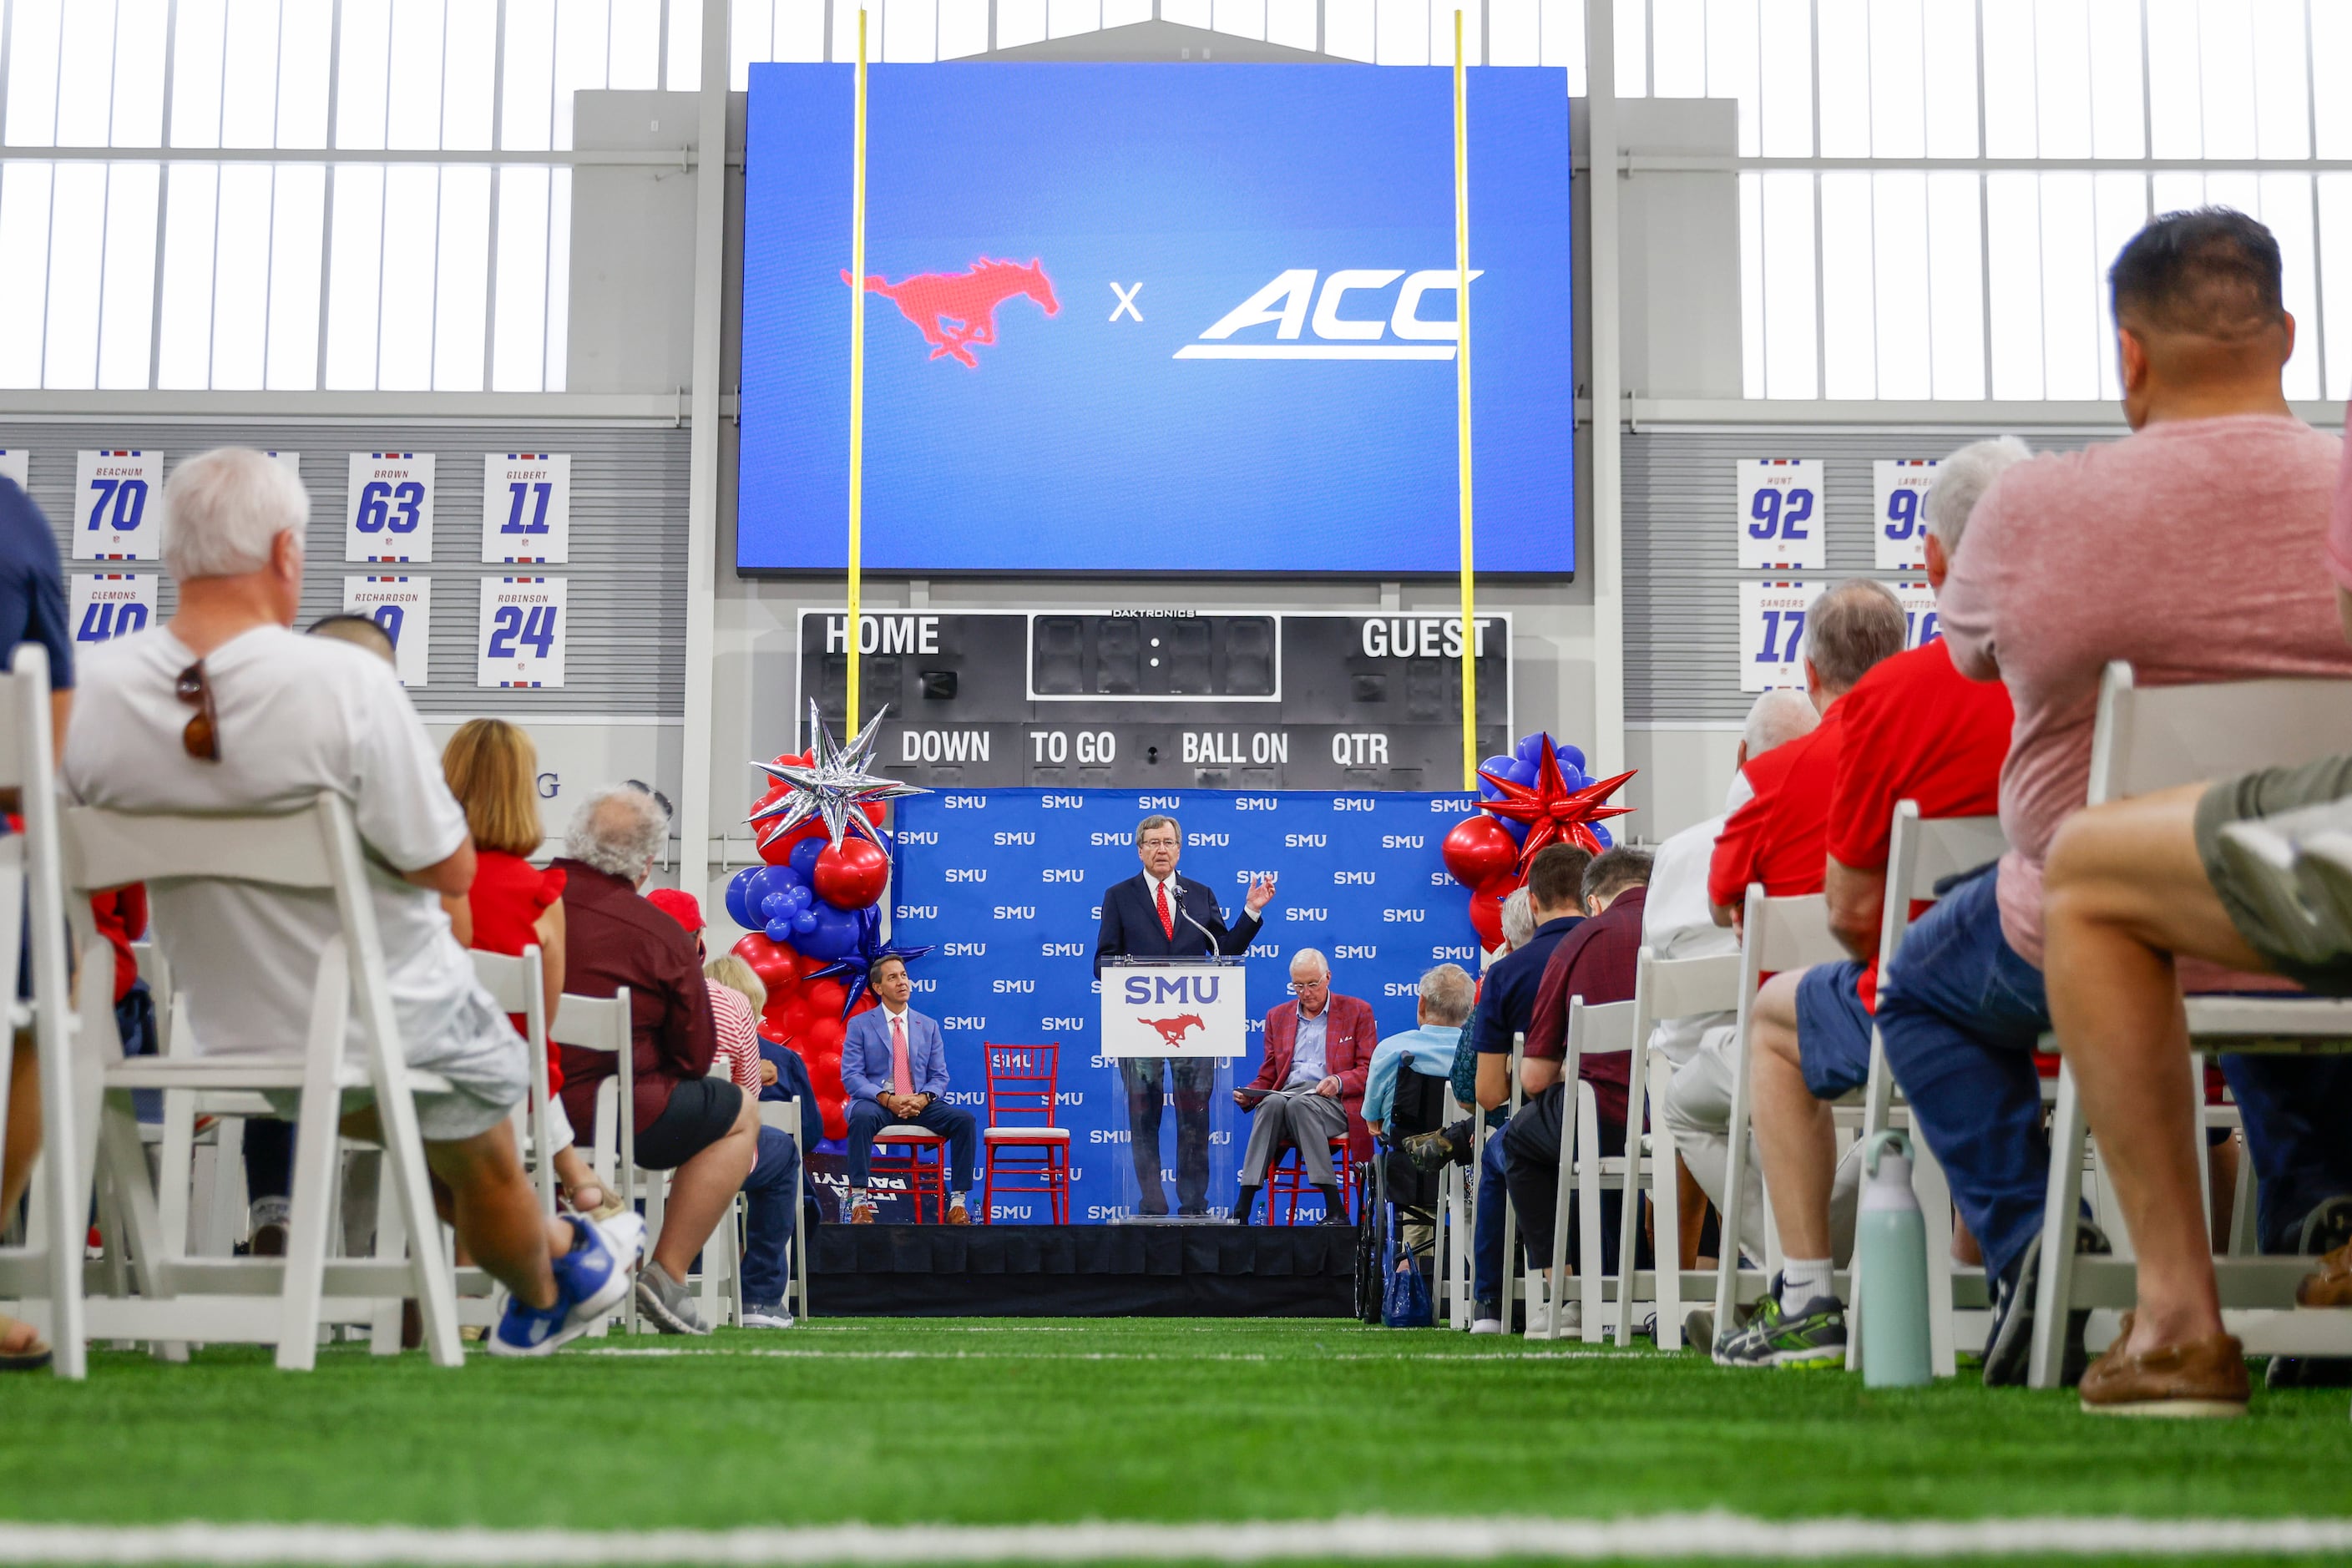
[1156,880,1175,941]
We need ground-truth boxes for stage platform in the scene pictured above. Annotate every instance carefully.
[808,1222,1359,1318]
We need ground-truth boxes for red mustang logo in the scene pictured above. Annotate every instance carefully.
[842,257,1060,368]
[1140,1014,1206,1049]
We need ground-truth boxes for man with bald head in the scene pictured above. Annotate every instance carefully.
[1879,210,2352,1409]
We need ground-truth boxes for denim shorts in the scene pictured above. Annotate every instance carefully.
[1794,959,1875,1100]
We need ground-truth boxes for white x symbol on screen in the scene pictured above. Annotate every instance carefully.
[1108,281,1145,323]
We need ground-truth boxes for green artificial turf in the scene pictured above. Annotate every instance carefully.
[3,1318,2349,1539]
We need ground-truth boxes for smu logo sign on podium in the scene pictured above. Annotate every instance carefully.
[1101,965,1247,1059]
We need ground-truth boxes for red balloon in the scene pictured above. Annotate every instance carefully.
[802,1014,847,1054]
[803,978,847,1016]
[732,933,799,988]
[1467,888,1505,950]
[756,817,824,868]
[1443,815,1521,892]
[812,837,891,909]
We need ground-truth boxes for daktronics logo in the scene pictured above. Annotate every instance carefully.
[847,258,1059,367]
[1176,267,1484,361]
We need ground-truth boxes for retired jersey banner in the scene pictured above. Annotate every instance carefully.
[68,572,155,647]
[72,450,162,560]
[739,64,1576,576]
[343,574,432,688]
[345,452,436,563]
[889,787,1482,1222]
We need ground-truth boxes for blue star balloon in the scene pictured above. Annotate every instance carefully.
[806,904,937,1018]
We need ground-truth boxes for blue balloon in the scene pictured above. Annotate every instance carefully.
[761,892,790,921]
[1500,817,1530,843]
[783,885,814,914]
[1476,754,1516,800]
[724,867,762,929]
[787,836,826,877]
[1591,822,1613,850]
[1557,743,1587,774]
[794,899,863,960]
[764,917,796,943]
[1514,731,1549,763]
[1500,756,1538,787]
[791,909,819,934]
[771,863,807,891]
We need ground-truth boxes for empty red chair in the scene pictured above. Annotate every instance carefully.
[979,1044,1071,1224]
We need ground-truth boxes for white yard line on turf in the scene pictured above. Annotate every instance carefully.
[2,1514,2350,1563]
[579,1348,1630,1361]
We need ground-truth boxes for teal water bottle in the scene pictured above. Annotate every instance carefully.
[1857,1130,1933,1388]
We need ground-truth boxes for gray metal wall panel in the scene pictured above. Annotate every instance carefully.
[1623,424,2121,726]
[0,422,688,717]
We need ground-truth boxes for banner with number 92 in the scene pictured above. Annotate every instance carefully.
[342,575,432,688]
[482,453,571,564]
[1738,579,1812,691]
[73,451,163,561]
[346,452,436,563]
[1736,458,1825,570]
[1873,459,1937,570]
[477,576,568,689]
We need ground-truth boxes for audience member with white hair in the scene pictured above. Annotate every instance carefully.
[552,785,760,1334]
[1232,947,1376,1225]
[1712,436,2026,1373]
[1650,690,1818,1290]
[61,447,643,1357]
[1361,963,1477,1136]
[1879,210,2352,1412]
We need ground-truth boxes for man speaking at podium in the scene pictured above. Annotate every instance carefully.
[1095,814,1278,1216]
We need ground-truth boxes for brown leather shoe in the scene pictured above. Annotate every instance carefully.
[944,1201,973,1227]
[2078,1313,2249,1418]
[848,1201,877,1225]
[2296,1240,2352,1308]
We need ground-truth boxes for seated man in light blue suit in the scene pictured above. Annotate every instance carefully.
[841,955,979,1224]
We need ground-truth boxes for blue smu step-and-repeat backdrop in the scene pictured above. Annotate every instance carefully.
[890,787,1485,1222]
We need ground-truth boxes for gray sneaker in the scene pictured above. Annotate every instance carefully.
[633,1260,710,1336]
[1983,1220,2110,1388]
[741,1300,797,1330]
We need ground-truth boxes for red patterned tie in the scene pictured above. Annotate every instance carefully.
[1156,880,1175,941]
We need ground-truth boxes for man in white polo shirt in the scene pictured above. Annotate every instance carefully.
[61,446,641,1357]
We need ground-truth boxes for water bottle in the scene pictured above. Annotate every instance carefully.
[1856,1130,1932,1388]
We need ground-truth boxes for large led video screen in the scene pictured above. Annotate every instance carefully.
[736,63,1575,576]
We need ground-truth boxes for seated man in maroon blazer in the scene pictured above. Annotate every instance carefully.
[1231,948,1377,1225]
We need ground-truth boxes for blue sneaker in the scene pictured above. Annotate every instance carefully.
[487,1212,645,1358]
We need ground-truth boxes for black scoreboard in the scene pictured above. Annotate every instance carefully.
[793,610,1513,790]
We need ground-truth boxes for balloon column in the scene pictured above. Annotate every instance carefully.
[723,704,928,1139]
[1440,731,1635,953]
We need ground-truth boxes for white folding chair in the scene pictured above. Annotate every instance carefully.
[759,1096,812,1323]
[1495,1033,1525,1323]
[1711,887,1848,1338]
[1535,996,1637,1342]
[470,947,554,1217]
[558,989,638,1332]
[0,647,83,1376]
[53,792,464,1371]
[1844,804,2008,1378]
[1434,1079,1474,1329]
[2030,663,2352,1387]
[1615,947,1741,1350]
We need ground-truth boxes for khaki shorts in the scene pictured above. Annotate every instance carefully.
[263,989,531,1145]
[2195,752,2352,994]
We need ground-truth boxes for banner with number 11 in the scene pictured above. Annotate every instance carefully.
[482,453,572,564]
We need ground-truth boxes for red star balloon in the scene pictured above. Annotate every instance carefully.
[1477,736,1635,869]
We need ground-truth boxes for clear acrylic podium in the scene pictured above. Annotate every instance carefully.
[1099,957,1245,1222]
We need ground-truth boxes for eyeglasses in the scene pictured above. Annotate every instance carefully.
[176,660,219,761]
[1287,979,1328,994]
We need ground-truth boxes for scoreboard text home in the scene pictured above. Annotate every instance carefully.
[796,610,1514,791]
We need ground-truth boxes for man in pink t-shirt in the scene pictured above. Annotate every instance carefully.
[1876,209,2352,1402]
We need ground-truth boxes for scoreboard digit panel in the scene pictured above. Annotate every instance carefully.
[796,609,1512,791]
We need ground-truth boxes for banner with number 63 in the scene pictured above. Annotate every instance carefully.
[1738,579,1811,691]
[1736,458,1825,570]
[477,576,567,689]
[346,452,436,563]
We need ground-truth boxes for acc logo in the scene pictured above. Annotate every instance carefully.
[943,941,986,956]
[1383,834,1424,849]
[1383,908,1427,923]
[1285,833,1326,848]
[847,257,1059,368]
[1334,871,1376,885]
[994,904,1037,918]
[945,868,988,882]
[896,903,938,918]
[1176,268,1483,360]
[994,831,1035,846]
[1335,944,1378,959]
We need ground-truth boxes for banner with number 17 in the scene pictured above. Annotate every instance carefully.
[482,453,571,564]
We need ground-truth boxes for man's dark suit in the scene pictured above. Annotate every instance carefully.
[1094,873,1262,1215]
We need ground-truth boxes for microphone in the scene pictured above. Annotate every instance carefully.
[1176,891,1226,959]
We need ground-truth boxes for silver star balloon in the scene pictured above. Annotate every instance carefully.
[747,701,928,856]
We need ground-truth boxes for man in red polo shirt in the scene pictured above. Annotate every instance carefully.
[1714,438,2026,1371]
